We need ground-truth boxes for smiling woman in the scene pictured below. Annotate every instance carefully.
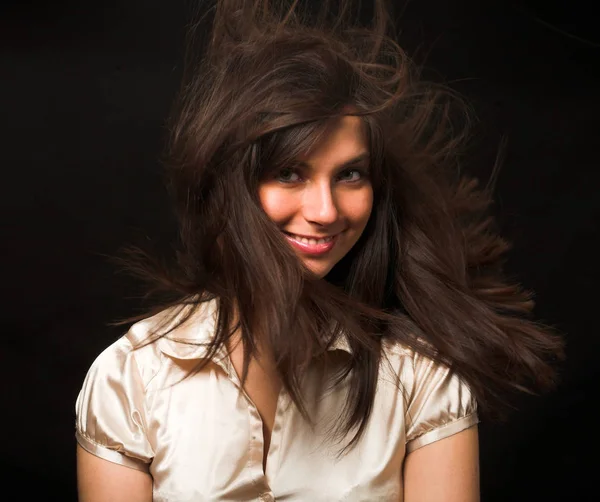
[74,1,564,501]
[258,115,373,278]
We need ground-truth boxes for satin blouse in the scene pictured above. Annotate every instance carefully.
[75,299,478,501]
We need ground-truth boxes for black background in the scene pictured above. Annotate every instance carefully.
[1,0,598,500]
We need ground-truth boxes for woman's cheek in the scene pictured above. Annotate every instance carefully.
[339,187,373,225]
[259,185,295,223]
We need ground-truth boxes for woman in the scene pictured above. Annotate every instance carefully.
[75,0,564,500]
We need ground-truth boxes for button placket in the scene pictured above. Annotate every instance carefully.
[222,352,272,491]
[264,390,289,484]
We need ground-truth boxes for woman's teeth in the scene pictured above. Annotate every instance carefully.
[288,234,334,245]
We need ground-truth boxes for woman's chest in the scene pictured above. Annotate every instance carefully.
[145,362,407,501]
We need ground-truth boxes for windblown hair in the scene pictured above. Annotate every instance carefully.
[110,0,564,451]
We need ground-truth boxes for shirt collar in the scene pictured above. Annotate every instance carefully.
[128,298,353,360]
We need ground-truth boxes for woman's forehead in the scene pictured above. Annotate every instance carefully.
[297,115,368,163]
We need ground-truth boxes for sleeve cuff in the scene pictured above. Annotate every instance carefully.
[406,412,479,454]
[76,431,151,473]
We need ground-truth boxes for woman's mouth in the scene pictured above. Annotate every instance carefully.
[283,232,338,256]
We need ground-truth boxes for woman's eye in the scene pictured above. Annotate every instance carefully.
[276,169,301,183]
[337,169,363,182]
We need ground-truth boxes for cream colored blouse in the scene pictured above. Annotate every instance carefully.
[75,300,478,501]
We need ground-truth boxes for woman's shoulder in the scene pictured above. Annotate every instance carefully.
[91,299,220,385]
[380,338,468,395]
[75,312,180,470]
[83,324,163,393]
[380,338,479,452]
[381,337,435,371]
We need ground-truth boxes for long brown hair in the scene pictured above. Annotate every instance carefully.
[108,0,564,452]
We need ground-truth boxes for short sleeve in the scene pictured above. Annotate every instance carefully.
[75,336,154,472]
[404,351,479,453]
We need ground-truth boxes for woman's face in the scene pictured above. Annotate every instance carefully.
[258,115,373,278]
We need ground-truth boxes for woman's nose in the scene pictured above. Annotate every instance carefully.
[301,181,339,226]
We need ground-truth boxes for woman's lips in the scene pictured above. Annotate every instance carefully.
[283,232,338,255]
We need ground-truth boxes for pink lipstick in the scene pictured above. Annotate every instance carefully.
[283,232,338,256]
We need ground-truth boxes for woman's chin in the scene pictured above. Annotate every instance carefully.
[301,260,334,280]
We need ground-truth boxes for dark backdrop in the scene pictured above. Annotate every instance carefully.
[1,0,598,500]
